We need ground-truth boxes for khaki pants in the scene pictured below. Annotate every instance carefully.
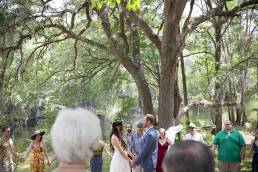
[219,162,240,172]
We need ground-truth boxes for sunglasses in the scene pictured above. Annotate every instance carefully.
[225,124,231,125]
[6,130,10,132]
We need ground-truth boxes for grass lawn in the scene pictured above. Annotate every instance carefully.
[16,148,252,172]
[16,152,112,172]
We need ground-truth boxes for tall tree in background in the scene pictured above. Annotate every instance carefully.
[1,0,257,128]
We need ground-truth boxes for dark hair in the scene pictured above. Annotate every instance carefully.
[1,125,10,133]
[110,122,127,151]
[32,134,43,142]
[163,140,214,172]
[145,114,155,125]
[255,130,258,141]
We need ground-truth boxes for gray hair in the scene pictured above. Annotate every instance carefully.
[51,108,101,163]
[163,140,214,172]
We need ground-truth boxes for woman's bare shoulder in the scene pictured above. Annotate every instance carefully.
[111,135,119,141]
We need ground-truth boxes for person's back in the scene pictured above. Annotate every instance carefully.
[51,108,102,172]
[162,140,214,172]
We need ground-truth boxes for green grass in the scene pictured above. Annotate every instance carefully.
[16,151,111,172]
[16,148,252,172]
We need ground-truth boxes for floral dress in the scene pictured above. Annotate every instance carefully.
[30,145,45,172]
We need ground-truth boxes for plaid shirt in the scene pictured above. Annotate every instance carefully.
[0,137,14,164]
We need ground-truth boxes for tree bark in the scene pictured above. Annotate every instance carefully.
[213,17,224,132]
[256,59,258,128]
[236,66,247,125]
[133,70,154,114]
[158,0,187,128]
[180,54,190,125]
[98,7,154,115]
[228,79,235,123]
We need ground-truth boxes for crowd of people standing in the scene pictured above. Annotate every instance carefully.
[0,108,257,172]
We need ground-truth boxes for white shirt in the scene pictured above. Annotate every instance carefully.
[183,133,205,143]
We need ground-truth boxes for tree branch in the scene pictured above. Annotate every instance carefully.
[119,12,129,54]
[177,98,238,120]
[43,24,107,50]
[229,57,258,70]
[179,0,258,58]
[191,0,258,30]
[128,11,162,55]
[0,34,32,53]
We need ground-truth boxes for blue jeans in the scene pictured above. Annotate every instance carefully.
[90,155,103,172]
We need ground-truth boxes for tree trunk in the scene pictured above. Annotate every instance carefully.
[98,8,154,116]
[228,79,235,123]
[257,59,258,129]
[180,53,190,125]
[158,0,187,128]
[174,69,182,119]
[132,69,154,115]
[213,17,224,132]
[236,67,247,125]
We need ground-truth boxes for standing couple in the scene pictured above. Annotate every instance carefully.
[109,114,158,172]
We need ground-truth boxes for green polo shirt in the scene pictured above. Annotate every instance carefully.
[213,129,246,162]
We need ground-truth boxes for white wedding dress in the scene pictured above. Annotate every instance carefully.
[109,146,131,172]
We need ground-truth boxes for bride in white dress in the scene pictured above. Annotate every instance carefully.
[109,119,135,172]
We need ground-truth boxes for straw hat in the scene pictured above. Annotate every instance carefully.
[31,130,45,140]
[189,123,197,128]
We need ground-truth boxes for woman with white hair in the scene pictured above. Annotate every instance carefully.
[156,128,171,172]
[50,108,102,172]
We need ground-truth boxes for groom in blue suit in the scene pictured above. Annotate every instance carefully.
[131,114,158,172]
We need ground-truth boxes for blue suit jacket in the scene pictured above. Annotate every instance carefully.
[134,127,158,172]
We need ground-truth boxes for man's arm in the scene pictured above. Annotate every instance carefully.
[250,140,254,157]
[241,145,246,160]
[239,132,246,160]
[10,145,24,162]
[211,144,217,159]
[133,133,154,166]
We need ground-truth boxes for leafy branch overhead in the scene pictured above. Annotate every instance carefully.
[0,0,257,129]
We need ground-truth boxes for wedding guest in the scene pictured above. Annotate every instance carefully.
[163,140,214,172]
[0,125,24,172]
[91,143,103,172]
[130,122,144,172]
[50,108,102,172]
[131,114,158,172]
[250,130,258,172]
[212,120,246,172]
[90,140,112,172]
[156,128,171,172]
[24,130,50,172]
[126,123,133,148]
[183,123,205,143]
